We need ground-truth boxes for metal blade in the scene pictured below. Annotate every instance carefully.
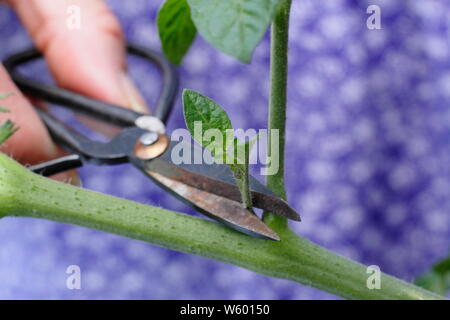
[143,171,280,241]
[134,141,300,221]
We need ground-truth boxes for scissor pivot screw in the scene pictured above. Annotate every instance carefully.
[139,132,159,146]
[134,133,169,160]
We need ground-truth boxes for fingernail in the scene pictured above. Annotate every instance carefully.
[51,170,81,187]
[120,73,149,114]
[69,170,82,187]
[52,170,82,187]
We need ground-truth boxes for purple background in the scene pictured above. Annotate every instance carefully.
[1,0,449,299]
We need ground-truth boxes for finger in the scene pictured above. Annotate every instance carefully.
[10,0,149,131]
[0,64,59,163]
[0,64,79,185]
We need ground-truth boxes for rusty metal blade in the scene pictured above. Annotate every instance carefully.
[134,141,300,221]
[145,171,280,241]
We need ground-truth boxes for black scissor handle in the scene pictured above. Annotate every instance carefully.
[3,43,178,125]
[28,154,83,176]
[3,43,178,175]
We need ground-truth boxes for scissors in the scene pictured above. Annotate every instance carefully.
[3,43,300,241]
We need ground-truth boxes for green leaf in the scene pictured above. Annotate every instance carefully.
[0,93,17,145]
[182,89,233,155]
[182,89,258,210]
[0,120,18,145]
[187,0,281,63]
[157,0,197,65]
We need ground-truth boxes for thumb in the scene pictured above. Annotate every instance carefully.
[12,0,148,114]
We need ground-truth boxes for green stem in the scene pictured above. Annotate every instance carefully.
[0,154,443,300]
[230,140,253,211]
[264,0,292,228]
[232,167,252,210]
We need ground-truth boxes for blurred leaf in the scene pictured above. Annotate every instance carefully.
[0,120,18,145]
[0,92,13,112]
[0,93,18,145]
[158,0,197,65]
[182,88,258,210]
[214,133,259,165]
[187,0,281,63]
[415,256,450,295]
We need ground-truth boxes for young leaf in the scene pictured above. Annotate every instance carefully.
[0,120,18,145]
[157,0,197,65]
[182,89,233,155]
[415,256,450,295]
[182,89,259,210]
[187,0,281,63]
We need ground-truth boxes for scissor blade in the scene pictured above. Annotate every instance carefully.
[135,141,300,221]
[143,171,280,241]
[176,160,301,221]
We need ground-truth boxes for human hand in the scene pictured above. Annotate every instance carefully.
[0,0,148,183]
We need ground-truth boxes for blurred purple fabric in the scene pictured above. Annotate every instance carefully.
[0,0,449,299]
